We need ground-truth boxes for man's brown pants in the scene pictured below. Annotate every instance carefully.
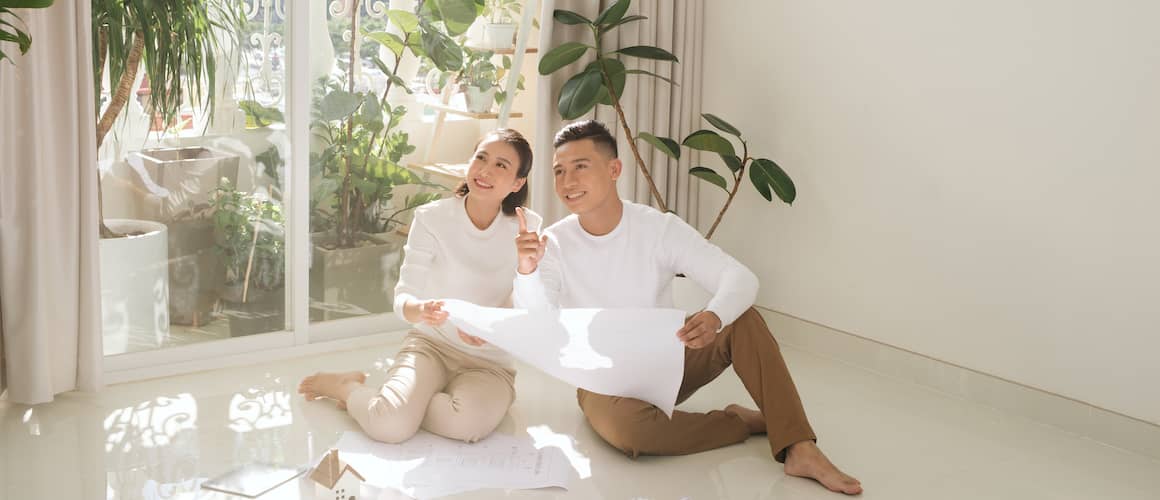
[577,307,816,462]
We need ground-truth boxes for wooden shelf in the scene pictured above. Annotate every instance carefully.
[409,162,468,188]
[465,45,539,55]
[422,101,524,120]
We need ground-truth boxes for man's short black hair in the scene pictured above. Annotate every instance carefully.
[553,120,618,158]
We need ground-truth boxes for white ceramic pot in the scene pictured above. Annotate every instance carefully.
[483,23,517,49]
[463,85,497,113]
[100,219,170,355]
[670,275,712,315]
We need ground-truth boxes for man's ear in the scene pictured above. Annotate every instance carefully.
[512,177,527,193]
[609,158,623,181]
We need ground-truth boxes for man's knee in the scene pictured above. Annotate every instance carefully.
[580,395,666,457]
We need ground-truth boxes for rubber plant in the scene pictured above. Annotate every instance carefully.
[538,0,796,239]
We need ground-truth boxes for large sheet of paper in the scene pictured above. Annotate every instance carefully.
[332,431,570,499]
[441,300,685,416]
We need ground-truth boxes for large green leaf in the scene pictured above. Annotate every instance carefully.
[601,14,646,33]
[749,158,795,204]
[386,9,419,34]
[590,58,626,105]
[594,0,631,26]
[638,132,680,160]
[689,166,728,192]
[614,45,678,62]
[0,1,54,7]
[553,9,592,25]
[358,93,383,134]
[682,130,736,157]
[703,113,741,137]
[557,69,604,120]
[239,100,284,128]
[365,31,405,58]
[421,24,464,71]
[538,41,588,75]
[320,90,363,121]
[721,154,743,173]
[433,0,477,36]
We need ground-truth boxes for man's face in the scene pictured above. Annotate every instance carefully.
[552,139,621,215]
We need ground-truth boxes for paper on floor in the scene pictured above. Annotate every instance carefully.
[332,431,570,499]
[440,300,685,417]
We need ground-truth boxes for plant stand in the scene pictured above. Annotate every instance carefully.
[220,284,285,336]
[309,232,405,321]
[134,146,240,220]
[166,218,223,326]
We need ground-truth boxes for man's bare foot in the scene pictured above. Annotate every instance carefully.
[724,404,766,434]
[783,440,862,495]
[298,371,367,410]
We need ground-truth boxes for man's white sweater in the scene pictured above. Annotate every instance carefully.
[514,200,758,327]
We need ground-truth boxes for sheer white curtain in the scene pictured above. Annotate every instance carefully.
[0,1,103,404]
[533,0,705,227]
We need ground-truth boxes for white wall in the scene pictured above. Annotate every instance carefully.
[701,1,1160,424]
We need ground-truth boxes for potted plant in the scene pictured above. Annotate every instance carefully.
[458,46,500,113]
[539,0,797,310]
[0,0,53,64]
[479,0,522,49]
[212,181,285,336]
[308,0,462,320]
[92,0,245,348]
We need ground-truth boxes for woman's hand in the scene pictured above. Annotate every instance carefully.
[458,328,487,346]
[407,299,449,325]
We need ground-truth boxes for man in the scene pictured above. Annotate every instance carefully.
[512,120,861,495]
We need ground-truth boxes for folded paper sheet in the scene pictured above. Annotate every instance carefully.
[441,300,685,417]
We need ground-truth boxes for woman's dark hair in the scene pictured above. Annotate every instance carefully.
[454,128,533,215]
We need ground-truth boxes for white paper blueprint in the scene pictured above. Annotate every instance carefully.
[332,431,570,499]
[441,300,685,417]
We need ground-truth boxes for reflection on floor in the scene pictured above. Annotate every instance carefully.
[5,338,1159,499]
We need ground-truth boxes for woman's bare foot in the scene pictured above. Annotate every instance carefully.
[783,440,862,495]
[298,371,367,410]
[724,404,766,434]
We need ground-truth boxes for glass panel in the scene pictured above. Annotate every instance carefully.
[308,0,452,324]
[96,0,290,355]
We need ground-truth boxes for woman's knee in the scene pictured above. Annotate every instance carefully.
[360,397,423,443]
[363,416,421,444]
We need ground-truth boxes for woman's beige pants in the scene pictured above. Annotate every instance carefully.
[345,333,515,443]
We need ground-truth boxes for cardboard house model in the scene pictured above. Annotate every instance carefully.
[310,448,365,500]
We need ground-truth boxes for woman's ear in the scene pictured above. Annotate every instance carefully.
[512,177,527,193]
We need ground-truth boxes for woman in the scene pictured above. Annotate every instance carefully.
[298,128,541,444]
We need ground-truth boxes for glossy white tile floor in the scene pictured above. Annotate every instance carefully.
[3,337,1158,500]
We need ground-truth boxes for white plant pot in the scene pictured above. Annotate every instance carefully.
[463,86,497,113]
[483,23,517,49]
[670,275,712,315]
[100,219,170,355]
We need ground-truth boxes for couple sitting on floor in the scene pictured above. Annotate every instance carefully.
[298,121,862,495]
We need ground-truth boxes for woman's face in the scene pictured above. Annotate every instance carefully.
[465,137,526,205]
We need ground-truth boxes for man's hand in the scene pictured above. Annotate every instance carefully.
[515,207,546,275]
[415,300,449,325]
[458,328,487,346]
[677,311,723,349]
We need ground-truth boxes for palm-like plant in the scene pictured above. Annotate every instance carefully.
[0,0,53,64]
[91,0,244,237]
